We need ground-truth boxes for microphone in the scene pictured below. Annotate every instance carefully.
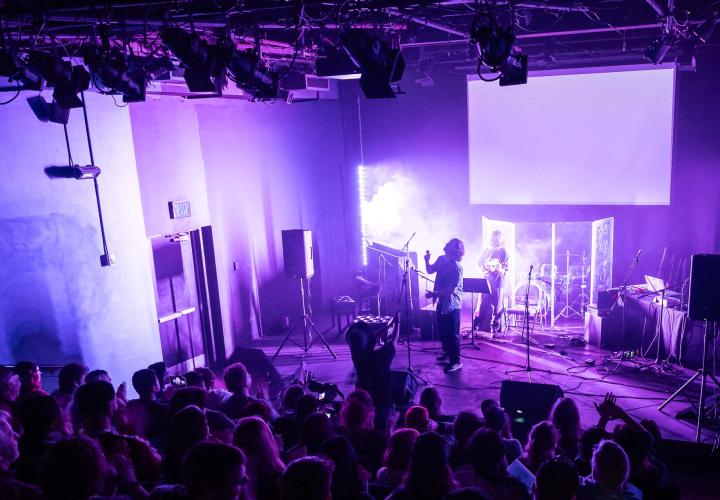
[528,265,534,278]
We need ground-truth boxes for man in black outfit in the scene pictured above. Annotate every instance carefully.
[425,238,465,373]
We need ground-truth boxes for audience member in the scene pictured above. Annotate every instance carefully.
[448,411,483,470]
[39,435,111,500]
[287,412,335,460]
[206,409,235,444]
[0,367,20,421]
[50,362,87,411]
[389,431,456,500]
[168,387,207,417]
[482,405,523,463]
[277,393,319,451]
[574,426,609,477]
[181,441,248,500]
[320,436,372,499]
[86,369,112,383]
[195,367,231,410]
[220,362,255,420]
[338,390,387,475]
[280,384,306,415]
[551,397,582,460]
[13,395,64,484]
[456,428,529,500]
[238,399,274,422]
[163,405,208,484]
[13,362,46,402]
[280,456,333,500]
[234,416,285,500]
[377,428,419,489]
[405,405,433,433]
[420,387,453,427]
[519,421,556,474]
[534,458,579,500]
[578,440,642,500]
[126,368,167,444]
[0,416,42,499]
[74,380,162,491]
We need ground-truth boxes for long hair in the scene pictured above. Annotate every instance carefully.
[551,397,581,458]
[525,421,556,472]
[233,416,285,476]
[402,432,455,499]
[384,428,419,471]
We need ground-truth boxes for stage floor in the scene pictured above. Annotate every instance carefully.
[256,320,718,444]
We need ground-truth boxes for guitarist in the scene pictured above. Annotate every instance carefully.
[424,238,465,373]
[477,230,509,334]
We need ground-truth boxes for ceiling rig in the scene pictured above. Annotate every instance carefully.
[0,1,717,103]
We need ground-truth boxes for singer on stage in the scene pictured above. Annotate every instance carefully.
[424,238,465,373]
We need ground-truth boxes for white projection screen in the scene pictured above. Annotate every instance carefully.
[468,66,675,205]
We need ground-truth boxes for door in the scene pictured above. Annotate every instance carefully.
[151,233,205,373]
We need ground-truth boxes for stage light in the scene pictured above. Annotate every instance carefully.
[24,51,90,108]
[82,46,158,103]
[26,95,70,124]
[471,12,515,71]
[499,51,528,87]
[643,34,673,64]
[470,6,527,86]
[227,50,279,99]
[44,165,101,180]
[160,27,230,93]
[341,30,405,99]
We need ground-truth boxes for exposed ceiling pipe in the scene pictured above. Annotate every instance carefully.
[386,8,469,39]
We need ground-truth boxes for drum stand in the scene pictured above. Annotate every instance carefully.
[273,277,336,360]
[555,251,582,321]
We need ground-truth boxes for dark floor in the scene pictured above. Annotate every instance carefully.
[258,316,719,445]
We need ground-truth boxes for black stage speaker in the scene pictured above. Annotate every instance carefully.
[500,380,564,442]
[282,229,314,279]
[226,347,284,398]
[688,254,720,322]
[584,307,643,350]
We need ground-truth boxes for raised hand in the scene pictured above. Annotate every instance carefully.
[594,392,619,421]
[424,250,431,262]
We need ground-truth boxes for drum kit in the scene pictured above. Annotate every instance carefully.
[536,250,590,322]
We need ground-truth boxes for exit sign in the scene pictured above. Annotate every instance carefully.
[168,200,191,219]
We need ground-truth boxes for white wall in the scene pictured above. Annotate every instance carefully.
[0,92,162,391]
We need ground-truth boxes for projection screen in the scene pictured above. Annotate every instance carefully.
[468,66,675,205]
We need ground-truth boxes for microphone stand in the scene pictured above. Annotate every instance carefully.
[609,250,642,373]
[507,266,551,380]
[398,232,426,384]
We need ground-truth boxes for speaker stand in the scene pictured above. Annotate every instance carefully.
[273,278,336,360]
[658,320,720,442]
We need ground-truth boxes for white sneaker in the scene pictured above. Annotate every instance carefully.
[444,362,463,373]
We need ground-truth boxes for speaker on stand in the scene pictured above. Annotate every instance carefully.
[659,254,720,442]
[273,230,336,360]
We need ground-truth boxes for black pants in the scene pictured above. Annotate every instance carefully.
[438,308,461,364]
[477,272,505,333]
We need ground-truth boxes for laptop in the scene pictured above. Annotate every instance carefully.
[645,275,666,292]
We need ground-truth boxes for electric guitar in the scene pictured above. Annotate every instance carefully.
[483,257,507,275]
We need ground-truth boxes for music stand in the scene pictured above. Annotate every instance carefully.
[463,278,491,347]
